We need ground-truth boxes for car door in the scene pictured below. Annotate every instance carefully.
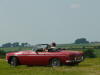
[20,51,46,65]
[33,52,48,65]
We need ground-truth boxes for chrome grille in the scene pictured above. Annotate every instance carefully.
[75,55,83,61]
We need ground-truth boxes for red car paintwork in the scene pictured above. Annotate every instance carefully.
[6,50,84,66]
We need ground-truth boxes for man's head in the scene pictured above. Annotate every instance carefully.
[51,42,56,47]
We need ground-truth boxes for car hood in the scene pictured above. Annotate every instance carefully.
[59,50,83,55]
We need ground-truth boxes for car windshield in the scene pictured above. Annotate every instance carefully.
[32,44,50,52]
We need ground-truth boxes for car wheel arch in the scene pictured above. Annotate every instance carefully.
[8,56,20,65]
[49,57,62,65]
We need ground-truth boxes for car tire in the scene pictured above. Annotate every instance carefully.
[10,57,19,67]
[50,58,61,67]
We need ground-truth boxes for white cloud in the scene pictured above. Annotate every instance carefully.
[70,4,80,8]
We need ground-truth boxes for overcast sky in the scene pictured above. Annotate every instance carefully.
[0,0,100,45]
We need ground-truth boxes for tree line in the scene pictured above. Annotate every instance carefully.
[2,42,30,48]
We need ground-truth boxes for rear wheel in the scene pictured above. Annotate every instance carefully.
[10,57,19,67]
[50,58,61,67]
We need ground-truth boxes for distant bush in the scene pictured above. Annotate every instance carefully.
[74,38,89,44]
[0,49,6,58]
[84,48,96,58]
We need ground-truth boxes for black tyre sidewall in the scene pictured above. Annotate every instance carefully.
[50,58,61,67]
[10,57,18,67]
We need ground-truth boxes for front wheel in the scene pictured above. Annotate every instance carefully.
[10,57,19,67]
[50,58,61,67]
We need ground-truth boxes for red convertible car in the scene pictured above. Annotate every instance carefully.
[6,44,84,67]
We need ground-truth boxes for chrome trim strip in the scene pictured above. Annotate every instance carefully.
[7,55,66,56]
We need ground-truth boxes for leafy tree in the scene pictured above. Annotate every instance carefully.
[74,38,89,44]
[12,42,19,47]
[21,42,28,47]
[2,43,12,48]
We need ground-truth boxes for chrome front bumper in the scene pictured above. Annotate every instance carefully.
[65,56,84,63]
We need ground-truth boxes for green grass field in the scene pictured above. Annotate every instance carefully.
[0,44,100,75]
[0,58,100,75]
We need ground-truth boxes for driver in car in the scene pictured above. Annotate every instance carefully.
[43,42,57,52]
[48,42,57,52]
